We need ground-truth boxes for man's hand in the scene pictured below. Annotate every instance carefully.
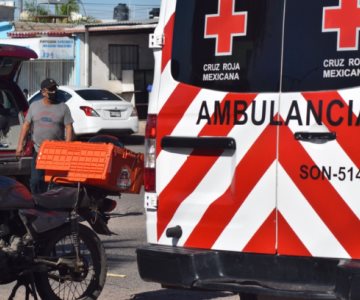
[65,123,74,142]
[16,121,31,158]
[15,145,23,158]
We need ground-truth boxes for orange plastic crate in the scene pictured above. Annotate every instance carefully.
[36,141,144,194]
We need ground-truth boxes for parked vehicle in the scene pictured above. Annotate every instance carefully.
[28,86,139,138]
[137,1,360,300]
[0,175,116,300]
[0,44,37,185]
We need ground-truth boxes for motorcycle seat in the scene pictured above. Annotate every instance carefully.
[33,186,85,210]
[0,177,34,209]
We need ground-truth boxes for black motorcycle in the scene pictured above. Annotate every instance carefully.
[0,175,117,300]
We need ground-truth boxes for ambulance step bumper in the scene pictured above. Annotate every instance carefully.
[137,245,360,299]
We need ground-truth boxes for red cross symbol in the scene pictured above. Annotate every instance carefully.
[205,0,248,56]
[323,0,360,51]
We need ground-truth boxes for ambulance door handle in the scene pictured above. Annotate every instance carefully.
[161,136,236,150]
[294,132,336,144]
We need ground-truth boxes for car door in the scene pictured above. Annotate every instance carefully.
[155,0,284,253]
[278,0,360,259]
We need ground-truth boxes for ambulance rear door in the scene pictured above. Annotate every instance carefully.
[154,0,284,254]
[278,0,360,259]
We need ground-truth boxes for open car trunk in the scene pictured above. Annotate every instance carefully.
[0,44,37,179]
[0,87,23,151]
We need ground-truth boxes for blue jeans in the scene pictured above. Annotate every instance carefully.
[30,151,47,194]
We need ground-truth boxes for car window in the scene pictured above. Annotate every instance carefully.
[171,0,284,93]
[76,89,124,101]
[29,90,72,105]
[56,90,72,102]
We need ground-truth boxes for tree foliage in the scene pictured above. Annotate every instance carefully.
[24,0,49,16]
[55,0,80,16]
[23,0,97,23]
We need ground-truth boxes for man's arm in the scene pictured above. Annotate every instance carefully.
[16,121,31,156]
[65,123,74,142]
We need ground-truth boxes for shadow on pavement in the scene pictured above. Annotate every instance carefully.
[131,289,237,300]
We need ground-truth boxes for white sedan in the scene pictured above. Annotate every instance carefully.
[28,86,139,137]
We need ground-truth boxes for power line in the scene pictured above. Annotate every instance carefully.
[82,2,159,7]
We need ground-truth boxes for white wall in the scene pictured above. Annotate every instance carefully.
[78,30,154,95]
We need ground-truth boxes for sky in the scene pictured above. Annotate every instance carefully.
[79,0,161,21]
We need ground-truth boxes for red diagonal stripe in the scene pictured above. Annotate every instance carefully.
[162,14,175,72]
[243,209,276,254]
[157,84,201,155]
[184,124,276,249]
[277,211,311,256]
[279,125,360,258]
[157,147,223,240]
[157,94,257,239]
[303,91,360,168]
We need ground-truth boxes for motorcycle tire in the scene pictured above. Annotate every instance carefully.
[35,223,107,300]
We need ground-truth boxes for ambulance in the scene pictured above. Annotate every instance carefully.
[136,0,360,299]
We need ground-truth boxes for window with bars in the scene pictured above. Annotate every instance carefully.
[109,45,139,80]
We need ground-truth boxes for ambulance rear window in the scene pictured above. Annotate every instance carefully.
[282,0,360,92]
[171,0,284,93]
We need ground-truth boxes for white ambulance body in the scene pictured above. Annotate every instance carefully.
[137,0,360,299]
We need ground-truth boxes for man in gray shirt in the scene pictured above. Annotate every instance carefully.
[16,78,74,193]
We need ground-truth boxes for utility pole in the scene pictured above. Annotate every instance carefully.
[127,0,131,20]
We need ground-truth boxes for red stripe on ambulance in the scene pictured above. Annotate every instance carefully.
[157,93,257,239]
[161,13,175,72]
[279,124,360,257]
[184,123,276,249]
[156,84,201,155]
[242,210,277,254]
[303,91,360,168]
[276,212,312,257]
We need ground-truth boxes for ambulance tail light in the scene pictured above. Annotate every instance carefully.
[144,114,157,192]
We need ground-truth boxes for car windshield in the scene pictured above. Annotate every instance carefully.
[76,89,123,101]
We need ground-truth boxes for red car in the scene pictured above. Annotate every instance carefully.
[0,44,37,186]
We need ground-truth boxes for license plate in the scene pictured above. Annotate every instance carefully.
[110,110,121,117]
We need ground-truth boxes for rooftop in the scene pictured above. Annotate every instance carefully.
[7,19,158,38]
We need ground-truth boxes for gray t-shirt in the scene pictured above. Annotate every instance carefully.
[25,100,73,151]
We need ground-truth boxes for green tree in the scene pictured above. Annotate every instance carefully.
[55,0,79,16]
[24,0,49,16]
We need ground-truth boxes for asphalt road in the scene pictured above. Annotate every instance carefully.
[1,136,306,300]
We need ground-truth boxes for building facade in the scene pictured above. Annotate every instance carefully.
[0,20,156,118]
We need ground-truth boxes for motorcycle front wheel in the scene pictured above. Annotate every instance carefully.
[35,223,107,300]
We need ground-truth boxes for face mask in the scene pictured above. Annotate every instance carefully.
[48,91,58,102]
